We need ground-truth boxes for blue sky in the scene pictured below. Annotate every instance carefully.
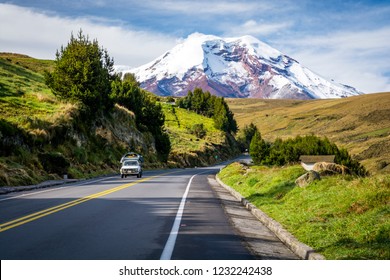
[1,0,389,93]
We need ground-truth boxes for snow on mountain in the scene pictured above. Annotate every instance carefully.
[119,33,362,99]
[113,65,134,76]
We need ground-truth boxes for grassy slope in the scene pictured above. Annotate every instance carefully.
[162,102,239,167]
[0,53,156,186]
[224,94,390,259]
[0,53,66,127]
[219,162,390,259]
[0,53,237,185]
[227,93,390,174]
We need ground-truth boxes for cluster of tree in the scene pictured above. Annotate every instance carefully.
[237,122,258,151]
[44,30,170,162]
[176,88,238,134]
[249,126,367,176]
[110,74,170,161]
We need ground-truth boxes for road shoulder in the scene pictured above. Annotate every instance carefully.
[210,174,325,260]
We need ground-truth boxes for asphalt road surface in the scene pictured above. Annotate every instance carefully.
[0,163,297,260]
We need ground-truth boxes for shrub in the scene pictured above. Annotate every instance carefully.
[38,152,70,175]
[189,123,207,139]
[250,134,367,176]
[0,119,30,156]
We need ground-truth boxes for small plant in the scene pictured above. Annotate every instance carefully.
[188,123,207,139]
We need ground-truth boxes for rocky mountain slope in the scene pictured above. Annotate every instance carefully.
[121,33,362,99]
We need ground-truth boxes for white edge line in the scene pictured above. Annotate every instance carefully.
[160,172,205,260]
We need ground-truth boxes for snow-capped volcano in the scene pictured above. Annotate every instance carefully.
[121,33,362,99]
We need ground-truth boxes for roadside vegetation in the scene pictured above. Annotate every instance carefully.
[0,30,171,186]
[176,88,238,134]
[218,162,390,259]
[162,101,239,167]
[249,129,367,176]
[221,122,387,259]
[1,28,388,261]
[164,88,240,166]
[226,94,390,175]
[0,31,240,186]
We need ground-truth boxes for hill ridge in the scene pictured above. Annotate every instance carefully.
[227,92,390,174]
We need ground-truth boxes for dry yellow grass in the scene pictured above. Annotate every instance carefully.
[227,92,390,174]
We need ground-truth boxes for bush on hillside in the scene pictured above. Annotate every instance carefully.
[250,134,368,176]
[46,29,171,162]
[249,130,270,164]
[188,123,207,139]
[110,78,171,162]
[0,119,31,156]
[237,122,259,151]
[38,152,70,176]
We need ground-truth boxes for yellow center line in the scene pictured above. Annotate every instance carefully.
[0,171,178,233]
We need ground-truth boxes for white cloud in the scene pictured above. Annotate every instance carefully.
[291,49,390,93]
[273,28,390,93]
[1,3,389,93]
[139,0,274,15]
[289,27,390,54]
[226,20,292,37]
[0,3,178,66]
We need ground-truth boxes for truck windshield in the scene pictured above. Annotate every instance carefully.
[123,161,138,166]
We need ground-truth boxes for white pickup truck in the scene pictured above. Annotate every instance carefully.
[120,152,143,178]
[120,159,143,178]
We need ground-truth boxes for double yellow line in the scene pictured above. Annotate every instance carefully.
[0,173,168,233]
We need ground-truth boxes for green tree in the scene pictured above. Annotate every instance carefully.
[45,29,115,114]
[176,90,193,109]
[110,79,171,162]
[123,72,140,87]
[177,88,237,134]
[238,123,260,151]
[213,98,229,132]
[209,95,237,134]
[249,130,269,164]
[252,134,367,176]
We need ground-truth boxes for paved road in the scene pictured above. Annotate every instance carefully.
[0,164,298,260]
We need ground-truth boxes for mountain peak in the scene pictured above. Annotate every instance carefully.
[122,33,362,99]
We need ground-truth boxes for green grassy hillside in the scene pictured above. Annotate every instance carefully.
[162,102,239,167]
[0,53,159,186]
[0,53,60,125]
[0,53,238,186]
[227,93,390,174]
[223,94,390,259]
[219,162,389,259]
